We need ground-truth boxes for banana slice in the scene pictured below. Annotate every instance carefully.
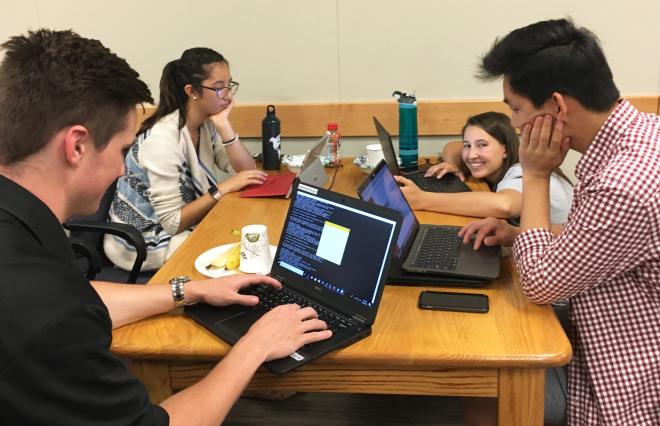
[206,243,240,270]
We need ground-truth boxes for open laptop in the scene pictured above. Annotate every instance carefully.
[357,160,500,282]
[373,116,471,193]
[240,135,329,198]
[186,180,401,374]
[294,135,329,189]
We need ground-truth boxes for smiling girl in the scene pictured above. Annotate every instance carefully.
[394,111,573,223]
[105,48,266,271]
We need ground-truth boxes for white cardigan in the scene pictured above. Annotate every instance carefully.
[105,111,237,271]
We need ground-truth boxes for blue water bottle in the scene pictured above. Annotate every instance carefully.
[393,90,418,171]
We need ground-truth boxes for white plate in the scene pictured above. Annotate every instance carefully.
[194,243,277,278]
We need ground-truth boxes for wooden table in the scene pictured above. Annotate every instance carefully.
[112,158,571,425]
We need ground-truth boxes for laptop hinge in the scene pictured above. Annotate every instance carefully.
[351,314,367,325]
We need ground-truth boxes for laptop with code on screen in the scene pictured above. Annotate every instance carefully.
[186,181,401,374]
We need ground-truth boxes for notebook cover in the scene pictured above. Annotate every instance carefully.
[239,172,296,198]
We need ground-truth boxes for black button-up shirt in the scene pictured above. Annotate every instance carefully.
[0,175,168,425]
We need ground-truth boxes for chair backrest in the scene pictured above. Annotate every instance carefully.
[68,179,118,252]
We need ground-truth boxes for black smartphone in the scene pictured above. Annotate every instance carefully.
[418,290,489,313]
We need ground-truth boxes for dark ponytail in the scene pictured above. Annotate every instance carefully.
[139,48,228,134]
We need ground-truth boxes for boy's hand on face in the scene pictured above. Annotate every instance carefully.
[519,115,571,179]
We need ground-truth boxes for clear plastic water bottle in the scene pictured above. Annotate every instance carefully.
[393,90,418,171]
[261,105,281,170]
[325,123,341,167]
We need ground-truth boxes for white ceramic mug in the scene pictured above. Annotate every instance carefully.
[239,224,272,274]
[366,144,384,168]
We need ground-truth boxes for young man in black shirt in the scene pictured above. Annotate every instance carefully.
[0,29,331,425]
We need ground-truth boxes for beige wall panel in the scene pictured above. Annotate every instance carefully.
[0,3,38,49]
[4,0,656,103]
[337,0,660,102]
[31,0,339,103]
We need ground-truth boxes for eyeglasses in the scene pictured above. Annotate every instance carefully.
[197,80,240,98]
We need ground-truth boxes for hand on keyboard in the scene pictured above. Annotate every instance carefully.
[192,274,282,307]
[241,304,333,362]
[423,161,465,181]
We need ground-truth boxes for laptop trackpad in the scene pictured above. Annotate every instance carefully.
[212,305,259,340]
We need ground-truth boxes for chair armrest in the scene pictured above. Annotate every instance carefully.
[69,236,103,280]
[64,221,147,284]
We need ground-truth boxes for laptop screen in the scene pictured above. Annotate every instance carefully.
[357,162,419,265]
[373,116,401,175]
[275,184,398,308]
[300,135,328,171]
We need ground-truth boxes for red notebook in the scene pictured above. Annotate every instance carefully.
[239,173,297,198]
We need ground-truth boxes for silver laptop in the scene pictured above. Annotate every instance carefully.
[295,136,328,189]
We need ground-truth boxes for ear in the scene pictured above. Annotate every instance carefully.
[184,84,198,99]
[62,125,91,168]
[551,92,568,120]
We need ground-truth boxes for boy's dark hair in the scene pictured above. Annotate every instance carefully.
[0,29,153,165]
[478,18,619,112]
[139,47,227,134]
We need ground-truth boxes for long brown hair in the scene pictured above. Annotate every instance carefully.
[459,112,572,188]
[459,112,519,187]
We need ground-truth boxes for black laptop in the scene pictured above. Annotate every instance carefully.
[357,160,500,283]
[373,116,471,193]
[186,181,401,374]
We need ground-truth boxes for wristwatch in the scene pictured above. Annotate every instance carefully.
[169,275,190,308]
[208,186,222,201]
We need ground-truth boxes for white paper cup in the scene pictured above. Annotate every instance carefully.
[366,144,384,168]
[239,224,272,274]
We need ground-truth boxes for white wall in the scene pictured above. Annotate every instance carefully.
[2,0,659,179]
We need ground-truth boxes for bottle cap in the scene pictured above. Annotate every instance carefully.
[392,90,417,103]
[327,123,338,131]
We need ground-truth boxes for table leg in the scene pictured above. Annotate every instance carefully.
[498,368,545,426]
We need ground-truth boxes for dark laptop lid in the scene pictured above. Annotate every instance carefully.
[356,160,419,266]
[270,181,401,324]
[373,116,402,175]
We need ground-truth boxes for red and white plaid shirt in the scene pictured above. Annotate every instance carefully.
[513,100,660,425]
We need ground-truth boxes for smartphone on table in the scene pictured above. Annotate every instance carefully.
[418,290,489,313]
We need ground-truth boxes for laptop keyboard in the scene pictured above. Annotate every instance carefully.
[240,285,353,333]
[409,173,448,192]
[410,226,461,271]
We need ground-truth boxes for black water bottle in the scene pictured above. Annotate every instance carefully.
[261,104,281,170]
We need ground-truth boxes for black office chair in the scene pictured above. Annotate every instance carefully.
[64,179,153,284]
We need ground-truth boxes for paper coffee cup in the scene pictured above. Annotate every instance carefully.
[366,144,384,168]
[239,224,272,274]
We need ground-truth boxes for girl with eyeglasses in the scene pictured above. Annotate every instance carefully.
[105,48,266,271]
